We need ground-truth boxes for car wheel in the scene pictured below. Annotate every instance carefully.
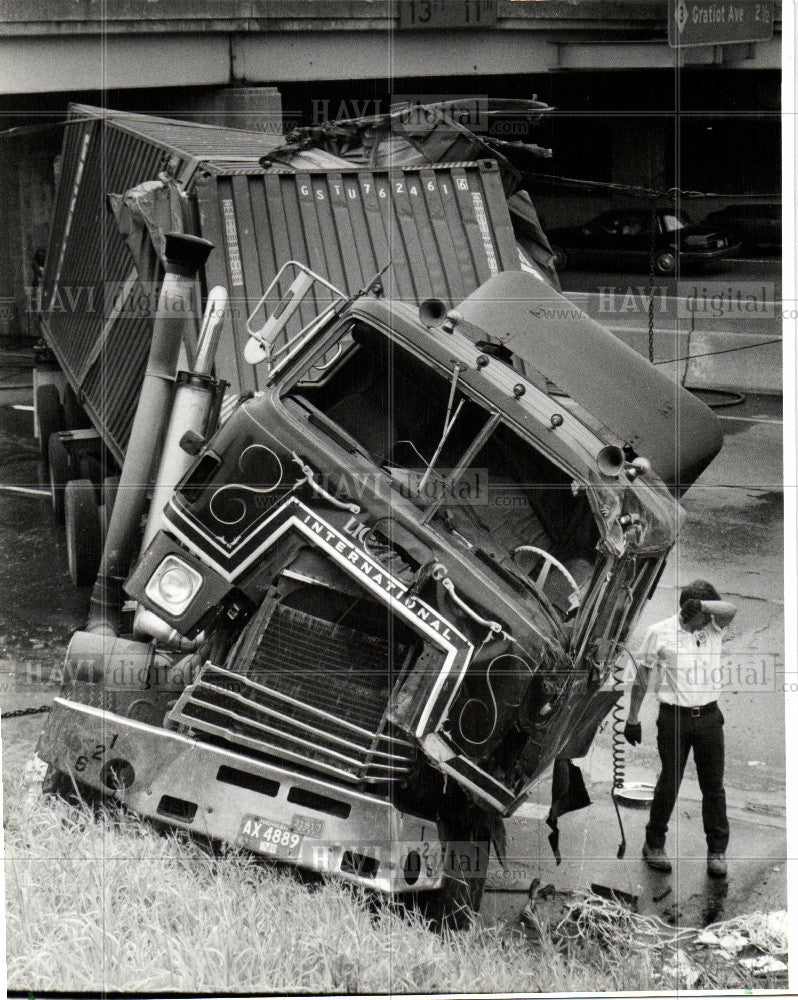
[64,478,102,588]
[48,432,74,525]
[35,384,65,462]
[654,249,677,275]
[552,248,569,271]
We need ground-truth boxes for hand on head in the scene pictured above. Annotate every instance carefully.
[680,598,710,631]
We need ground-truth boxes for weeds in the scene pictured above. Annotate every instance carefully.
[0,741,692,993]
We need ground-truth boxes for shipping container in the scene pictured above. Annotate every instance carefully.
[39,106,518,461]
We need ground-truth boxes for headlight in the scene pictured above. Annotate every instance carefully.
[144,555,203,616]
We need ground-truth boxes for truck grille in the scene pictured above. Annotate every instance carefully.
[167,604,416,785]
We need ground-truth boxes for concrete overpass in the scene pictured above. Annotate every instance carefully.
[0,0,781,95]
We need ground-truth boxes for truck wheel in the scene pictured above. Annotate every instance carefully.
[78,453,103,485]
[100,475,120,542]
[63,382,90,430]
[64,479,102,588]
[48,432,74,525]
[415,822,490,931]
[36,384,64,461]
[102,475,120,517]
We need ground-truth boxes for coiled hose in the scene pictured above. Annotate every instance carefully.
[610,651,628,859]
[609,643,640,859]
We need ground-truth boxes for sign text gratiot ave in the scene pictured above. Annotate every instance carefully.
[668,1,774,48]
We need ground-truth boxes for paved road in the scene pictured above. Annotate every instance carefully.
[591,392,785,799]
[559,257,782,303]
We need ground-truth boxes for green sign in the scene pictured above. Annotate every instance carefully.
[397,1,497,30]
[669,1,775,47]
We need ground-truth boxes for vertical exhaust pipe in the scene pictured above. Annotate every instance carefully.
[86,233,213,636]
[133,287,228,642]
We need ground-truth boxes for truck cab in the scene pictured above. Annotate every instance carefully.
[39,265,718,927]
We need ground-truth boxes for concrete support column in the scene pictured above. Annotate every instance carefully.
[164,86,283,135]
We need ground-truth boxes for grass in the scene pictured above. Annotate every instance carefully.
[0,735,770,994]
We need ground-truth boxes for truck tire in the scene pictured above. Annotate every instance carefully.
[63,382,90,430]
[102,475,120,517]
[415,820,490,931]
[64,478,102,588]
[36,384,64,461]
[100,475,120,542]
[48,432,74,525]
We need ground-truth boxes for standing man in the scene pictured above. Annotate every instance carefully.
[624,580,737,877]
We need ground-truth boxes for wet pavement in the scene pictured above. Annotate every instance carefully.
[492,387,787,930]
[0,341,787,930]
[560,257,782,302]
[483,783,786,930]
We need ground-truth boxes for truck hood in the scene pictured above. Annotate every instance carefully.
[453,270,723,492]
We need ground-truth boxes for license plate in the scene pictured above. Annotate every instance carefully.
[238,815,305,860]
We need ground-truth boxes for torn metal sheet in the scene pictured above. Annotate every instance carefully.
[452,269,724,490]
[262,98,557,285]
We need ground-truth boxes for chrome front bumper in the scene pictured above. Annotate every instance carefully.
[38,698,447,895]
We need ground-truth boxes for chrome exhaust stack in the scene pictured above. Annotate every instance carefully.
[134,286,228,643]
[85,233,213,637]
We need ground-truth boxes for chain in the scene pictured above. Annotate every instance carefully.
[525,171,780,202]
[1,705,51,720]
[0,115,118,141]
[647,197,657,363]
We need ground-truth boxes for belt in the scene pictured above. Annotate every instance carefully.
[660,700,718,717]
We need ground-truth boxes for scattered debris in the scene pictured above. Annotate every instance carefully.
[738,955,788,975]
[590,882,638,910]
[662,948,701,988]
[520,886,788,987]
[706,910,788,956]
[745,801,784,818]
[692,910,788,983]
[718,931,747,952]
[653,886,672,903]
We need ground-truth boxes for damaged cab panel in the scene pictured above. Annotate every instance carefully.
[37,103,722,927]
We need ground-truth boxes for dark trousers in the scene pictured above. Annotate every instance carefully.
[646,701,729,855]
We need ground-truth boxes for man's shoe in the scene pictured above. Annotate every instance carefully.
[707,853,728,877]
[643,842,672,873]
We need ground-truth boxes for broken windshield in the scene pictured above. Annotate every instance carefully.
[285,320,601,617]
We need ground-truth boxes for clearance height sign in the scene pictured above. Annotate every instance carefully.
[669,1,775,47]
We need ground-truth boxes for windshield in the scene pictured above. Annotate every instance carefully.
[661,211,693,233]
[284,320,602,618]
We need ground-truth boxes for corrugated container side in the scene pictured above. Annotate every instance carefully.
[196,161,520,394]
[39,105,271,460]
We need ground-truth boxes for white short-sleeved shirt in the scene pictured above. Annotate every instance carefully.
[636,613,726,708]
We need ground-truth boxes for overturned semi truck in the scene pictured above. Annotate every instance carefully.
[36,102,723,927]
